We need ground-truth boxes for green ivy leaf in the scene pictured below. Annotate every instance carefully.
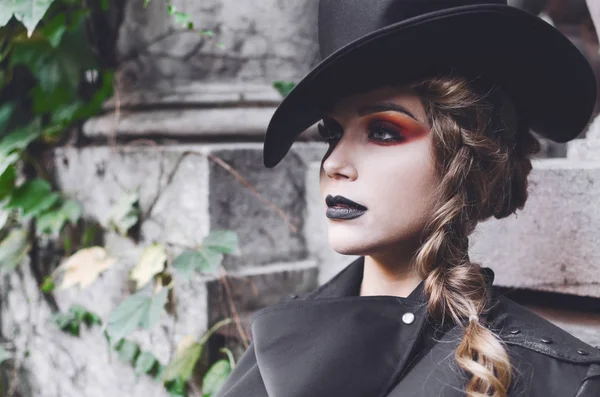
[36,198,82,236]
[199,30,214,38]
[106,288,168,343]
[5,178,60,218]
[0,152,19,183]
[0,103,15,133]
[172,11,190,28]
[0,0,56,36]
[32,85,72,115]
[201,359,231,397]
[0,123,41,156]
[51,304,101,336]
[51,312,72,330]
[11,23,96,95]
[134,351,157,376]
[0,346,12,364]
[172,249,222,277]
[40,10,89,48]
[153,362,166,381]
[0,164,16,200]
[69,304,88,322]
[163,337,203,382]
[164,377,187,397]
[0,227,30,273]
[140,288,169,329]
[50,101,85,124]
[107,191,140,236]
[67,321,80,336]
[202,230,239,255]
[171,230,239,276]
[116,339,139,364]
[40,275,55,292]
[81,223,99,247]
[40,13,67,48]
[273,81,296,98]
[0,41,13,66]
[83,311,102,327]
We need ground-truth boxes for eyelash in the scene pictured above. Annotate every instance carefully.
[317,121,404,144]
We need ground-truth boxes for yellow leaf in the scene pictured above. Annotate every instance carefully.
[56,246,117,289]
[129,243,167,290]
[175,335,196,356]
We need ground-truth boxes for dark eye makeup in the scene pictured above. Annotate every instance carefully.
[316,118,405,145]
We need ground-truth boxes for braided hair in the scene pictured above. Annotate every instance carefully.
[407,75,541,397]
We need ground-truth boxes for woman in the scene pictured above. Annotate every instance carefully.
[216,1,600,396]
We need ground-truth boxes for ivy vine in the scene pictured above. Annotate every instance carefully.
[0,0,299,395]
[0,1,251,396]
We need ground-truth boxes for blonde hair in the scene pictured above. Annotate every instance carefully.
[407,75,541,396]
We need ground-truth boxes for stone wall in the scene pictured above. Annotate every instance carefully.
[116,0,320,91]
[2,1,600,396]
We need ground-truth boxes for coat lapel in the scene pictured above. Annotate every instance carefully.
[250,256,430,397]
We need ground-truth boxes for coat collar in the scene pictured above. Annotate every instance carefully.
[249,256,431,397]
[305,255,431,301]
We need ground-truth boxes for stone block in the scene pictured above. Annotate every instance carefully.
[101,82,282,110]
[208,146,309,269]
[84,83,290,139]
[83,107,279,138]
[83,83,330,142]
[206,260,318,340]
[53,145,211,253]
[471,159,600,297]
[54,143,325,269]
[567,114,600,161]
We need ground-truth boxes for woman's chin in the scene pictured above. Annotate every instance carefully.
[327,233,369,256]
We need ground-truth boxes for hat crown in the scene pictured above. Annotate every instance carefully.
[318,0,507,59]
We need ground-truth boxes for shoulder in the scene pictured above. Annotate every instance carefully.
[487,292,600,364]
[486,292,600,395]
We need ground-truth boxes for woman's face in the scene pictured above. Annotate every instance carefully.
[318,85,440,258]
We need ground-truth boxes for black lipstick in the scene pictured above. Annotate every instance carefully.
[325,195,367,220]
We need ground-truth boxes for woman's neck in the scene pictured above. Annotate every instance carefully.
[360,254,423,298]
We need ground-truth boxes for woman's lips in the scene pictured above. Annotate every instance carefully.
[326,206,367,220]
[325,194,367,220]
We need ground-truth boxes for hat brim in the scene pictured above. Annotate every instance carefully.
[263,4,597,168]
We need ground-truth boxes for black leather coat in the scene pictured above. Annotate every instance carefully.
[215,256,600,397]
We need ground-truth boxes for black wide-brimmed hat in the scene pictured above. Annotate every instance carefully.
[263,0,597,168]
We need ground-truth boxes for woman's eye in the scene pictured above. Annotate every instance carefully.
[368,122,404,143]
[317,123,341,143]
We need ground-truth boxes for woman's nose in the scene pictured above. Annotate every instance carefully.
[321,137,358,181]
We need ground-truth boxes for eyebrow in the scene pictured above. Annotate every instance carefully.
[356,102,419,121]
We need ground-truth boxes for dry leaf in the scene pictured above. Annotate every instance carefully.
[57,246,117,289]
[129,243,167,290]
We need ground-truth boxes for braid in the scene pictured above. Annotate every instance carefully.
[407,76,540,397]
